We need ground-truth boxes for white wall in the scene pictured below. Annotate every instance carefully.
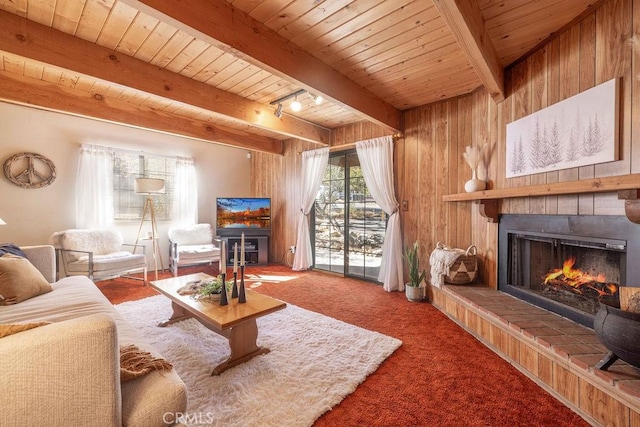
[0,101,251,269]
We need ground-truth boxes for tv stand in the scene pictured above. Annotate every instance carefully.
[222,235,268,266]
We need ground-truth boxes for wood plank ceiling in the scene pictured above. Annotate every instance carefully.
[0,0,598,154]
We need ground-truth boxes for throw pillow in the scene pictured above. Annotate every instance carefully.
[0,254,53,305]
[0,321,50,338]
[0,243,27,258]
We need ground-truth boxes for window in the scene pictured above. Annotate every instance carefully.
[113,151,176,221]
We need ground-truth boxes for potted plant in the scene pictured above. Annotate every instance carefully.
[195,276,234,302]
[405,241,427,302]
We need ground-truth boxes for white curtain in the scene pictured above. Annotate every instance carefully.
[292,147,329,271]
[172,156,198,225]
[356,136,403,292]
[75,144,114,229]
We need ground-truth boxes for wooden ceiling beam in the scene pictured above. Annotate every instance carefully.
[432,0,505,103]
[0,10,327,146]
[0,71,283,155]
[118,0,402,132]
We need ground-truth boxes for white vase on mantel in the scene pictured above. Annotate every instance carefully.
[464,169,486,193]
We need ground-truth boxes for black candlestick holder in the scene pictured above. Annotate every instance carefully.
[232,271,238,298]
[219,273,229,306]
[238,265,246,303]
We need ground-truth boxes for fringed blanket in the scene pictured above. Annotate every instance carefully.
[120,344,173,382]
[429,243,464,288]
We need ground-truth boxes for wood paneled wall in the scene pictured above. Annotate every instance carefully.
[330,121,391,147]
[399,90,498,287]
[250,138,315,265]
[497,0,633,217]
[252,0,639,289]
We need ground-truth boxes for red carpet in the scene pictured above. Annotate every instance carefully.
[98,264,588,427]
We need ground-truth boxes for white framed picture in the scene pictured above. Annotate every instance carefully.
[506,78,619,178]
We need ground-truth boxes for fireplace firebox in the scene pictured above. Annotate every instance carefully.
[498,215,640,328]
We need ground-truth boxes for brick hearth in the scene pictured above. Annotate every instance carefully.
[430,284,640,426]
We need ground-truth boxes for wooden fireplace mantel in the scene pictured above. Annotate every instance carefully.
[442,173,640,223]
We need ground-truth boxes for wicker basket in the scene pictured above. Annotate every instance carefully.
[444,245,478,285]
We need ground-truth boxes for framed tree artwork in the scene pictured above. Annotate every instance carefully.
[506,78,619,178]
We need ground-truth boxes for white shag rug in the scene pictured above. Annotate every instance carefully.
[115,295,402,427]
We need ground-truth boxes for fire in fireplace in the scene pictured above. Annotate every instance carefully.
[499,215,639,328]
[543,258,618,302]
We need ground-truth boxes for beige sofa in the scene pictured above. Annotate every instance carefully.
[0,245,187,426]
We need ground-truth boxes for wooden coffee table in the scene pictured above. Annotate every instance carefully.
[150,272,286,375]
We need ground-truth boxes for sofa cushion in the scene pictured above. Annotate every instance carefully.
[21,245,56,283]
[168,223,214,245]
[0,254,52,305]
[66,252,147,274]
[177,244,220,260]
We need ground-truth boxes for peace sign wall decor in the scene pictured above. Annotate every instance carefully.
[3,152,56,189]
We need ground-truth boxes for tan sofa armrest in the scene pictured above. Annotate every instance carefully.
[21,245,56,283]
[0,314,122,427]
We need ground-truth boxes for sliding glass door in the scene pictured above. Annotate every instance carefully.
[313,152,387,281]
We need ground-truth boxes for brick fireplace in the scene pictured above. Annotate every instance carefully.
[429,214,640,426]
[498,214,640,328]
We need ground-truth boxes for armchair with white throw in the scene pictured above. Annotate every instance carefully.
[50,228,147,284]
[168,223,220,276]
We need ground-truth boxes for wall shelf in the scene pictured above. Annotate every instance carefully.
[442,173,640,223]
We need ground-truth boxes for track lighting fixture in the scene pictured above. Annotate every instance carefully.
[270,88,323,115]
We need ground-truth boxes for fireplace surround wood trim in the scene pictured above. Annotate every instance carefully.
[429,284,640,426]
[443,173,640,223]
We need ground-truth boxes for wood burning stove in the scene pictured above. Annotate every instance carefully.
[498,215,640,328]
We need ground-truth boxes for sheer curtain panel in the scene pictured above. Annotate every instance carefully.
[356,136,403,291]
[172,157,198,225]
[75,144,115,229]
[292,147,329,271]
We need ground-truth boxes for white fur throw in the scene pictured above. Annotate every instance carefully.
[60,229,124,261]
[168,224,213,245]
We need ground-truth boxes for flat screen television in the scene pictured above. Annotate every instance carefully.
[216,197,271,233]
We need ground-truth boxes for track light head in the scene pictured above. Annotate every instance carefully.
[274,103,283,117]
[291,96,301,112]
[311,93,323,105]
